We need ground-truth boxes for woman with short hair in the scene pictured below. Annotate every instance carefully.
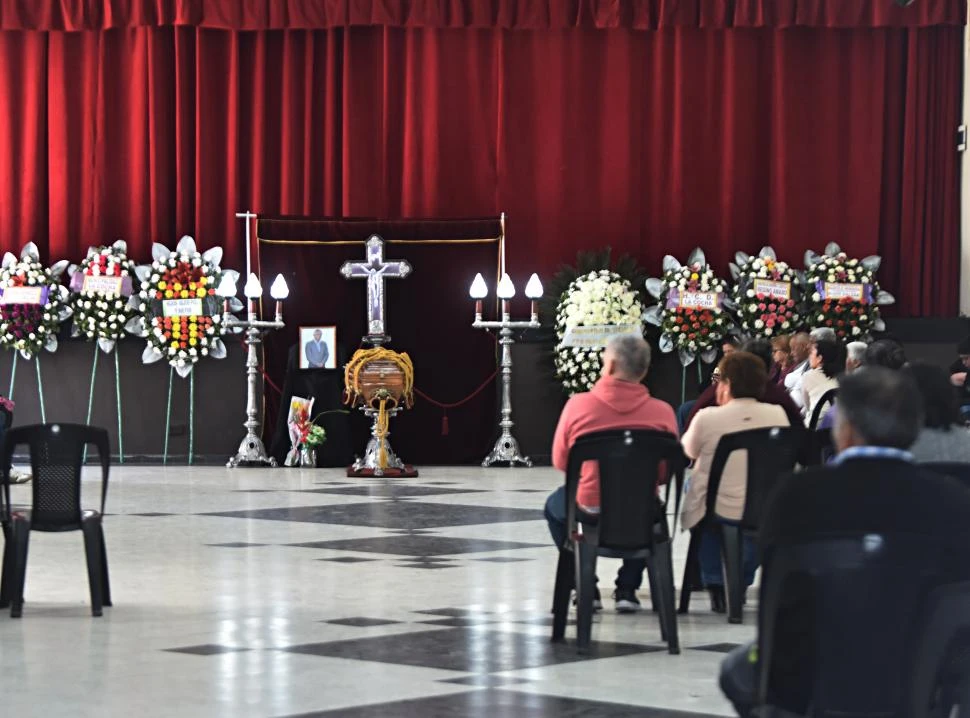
[681,351,789,611]
[770,335,793,385]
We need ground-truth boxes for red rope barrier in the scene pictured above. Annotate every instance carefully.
[414,368,499,435]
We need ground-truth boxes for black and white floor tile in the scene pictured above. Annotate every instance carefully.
[0,466,753,717]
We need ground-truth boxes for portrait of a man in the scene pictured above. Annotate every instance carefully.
[299,326,337,369]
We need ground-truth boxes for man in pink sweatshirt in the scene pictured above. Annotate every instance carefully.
[544,334,678,613]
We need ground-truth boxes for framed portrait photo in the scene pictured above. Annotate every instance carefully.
[299,325,337,369]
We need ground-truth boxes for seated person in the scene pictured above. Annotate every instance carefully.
[801,338,843,427]
[681,351,789,611]
[785,329,835,409]
[904,361,970,463]
[781,332,811,401]
[719,367,970,717]
[949,336,970,418]
[844,341,867,373]
[818,338,907,431]
[685,338,801,431]
[544,334,677,613]
[676,337,739,433]
[770,335,794,385]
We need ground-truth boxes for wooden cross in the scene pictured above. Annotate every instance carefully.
[339,235,412,345]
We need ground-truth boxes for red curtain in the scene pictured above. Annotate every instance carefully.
[0,0,963,30]
[0,20,963,317]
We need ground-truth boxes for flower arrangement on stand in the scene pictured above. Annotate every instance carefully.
[553,268,645,396]
[68,240,138,353]
[729,247,801,339]
[804,242,894,340]
[0,243,71,359]
[644,248,732,366]
[127,236,237,377]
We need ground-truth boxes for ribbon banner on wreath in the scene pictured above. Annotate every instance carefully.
[729,247,802,339]
[804,242,894,340]
[126,236,238,378]
[644,248,733,366]
[554,269,645,395]
[0,243,71,360]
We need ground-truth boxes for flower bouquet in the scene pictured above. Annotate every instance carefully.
[729,247,801,339]
[644,248,733,366]
[127,236,238,377]
[0,243,71,360]
[804,243,894,340]
[68,240,138,353]
[554,269,645,395]
[285,396,328,467]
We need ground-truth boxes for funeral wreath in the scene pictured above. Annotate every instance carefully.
[554,269,645,395]
[804,242,894,341]
[127,236,239,377]
[729,247,801,339]
[0,243,72,360]
[69,240,138,353]
[644,248,732,366]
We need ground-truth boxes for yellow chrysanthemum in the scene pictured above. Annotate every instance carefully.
[180,290,189,299]
[189,338,197,346]
[164,290,173,299]
[173,283,182,292]
[196,288,206,298]
[157,281,166,289]
[171,341,179,349]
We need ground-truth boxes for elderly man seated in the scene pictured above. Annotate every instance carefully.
[543,334,678,613]
[719,367,970,717]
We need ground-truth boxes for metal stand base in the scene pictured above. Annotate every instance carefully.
[350,407,407,477]
[482,430,532,467]
[227,433,278,468]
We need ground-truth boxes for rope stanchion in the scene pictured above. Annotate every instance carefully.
[7,352,17,400]
[163,366,173,465]
[35,356,45,424]
[114,349,124,463]
[413,368,499,436]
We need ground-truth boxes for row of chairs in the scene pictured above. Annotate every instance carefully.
[1,424,112,618]
[549,426,970,716]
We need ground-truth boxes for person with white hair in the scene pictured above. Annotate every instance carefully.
[544,334,678,613]
[845,341,868,373]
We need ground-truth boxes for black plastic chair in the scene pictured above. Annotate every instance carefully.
[907,581,970,717]
[679,426,799,624]
[0,424,111,618]
[807,387,838,432]
[550,429,686,654]
[757,532,956,717]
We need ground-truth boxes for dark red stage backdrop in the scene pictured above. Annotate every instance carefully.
[0,0,963,318]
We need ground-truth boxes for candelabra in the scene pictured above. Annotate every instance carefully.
[217,272,289,467]
[471,272,543,467]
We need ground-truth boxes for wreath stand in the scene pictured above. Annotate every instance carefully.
[8,353,46,423]
[82,343,125,463]
[162,367,196,465]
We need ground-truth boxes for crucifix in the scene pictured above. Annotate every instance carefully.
[339,235,412,345]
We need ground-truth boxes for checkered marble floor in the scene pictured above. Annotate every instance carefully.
[0,466,753,717]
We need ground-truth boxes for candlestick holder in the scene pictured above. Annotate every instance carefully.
[218,272,289,467]
[470,272,542,467]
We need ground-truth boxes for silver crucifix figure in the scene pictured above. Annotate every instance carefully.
[339,236,412,346]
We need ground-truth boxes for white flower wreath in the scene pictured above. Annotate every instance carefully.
[0,243,71,360]
[644,248,733,366]
[68,240,138,353]
[729,247,802,339]
[554,270,644,395]
[126,236,240,378]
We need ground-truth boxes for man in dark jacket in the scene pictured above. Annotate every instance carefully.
[719,367,970,716]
